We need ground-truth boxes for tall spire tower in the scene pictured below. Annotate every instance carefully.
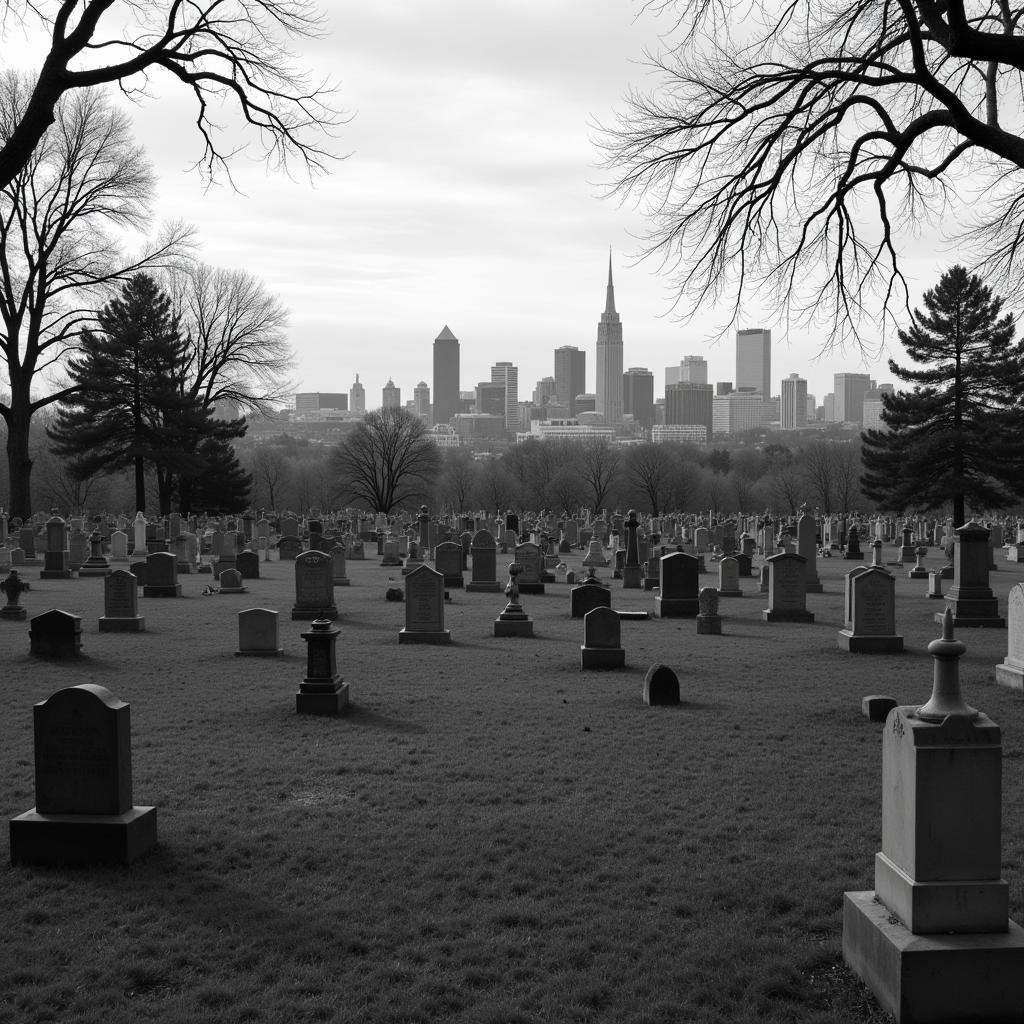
[596,249,624,424]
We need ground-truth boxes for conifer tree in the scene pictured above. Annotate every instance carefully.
[861,266,1024,525]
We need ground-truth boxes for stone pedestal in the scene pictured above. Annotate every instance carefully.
[296,620,348,715]
[935,522,1004,628]
[843,612,1024,1022]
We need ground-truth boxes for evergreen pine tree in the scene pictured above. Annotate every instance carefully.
[47,274,208,511]
[861,266,1024,525]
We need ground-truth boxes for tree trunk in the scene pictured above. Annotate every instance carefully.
[4,407,34,520]
[135,455,146,512]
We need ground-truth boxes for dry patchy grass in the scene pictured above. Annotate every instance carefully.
[2,547,1023,1023]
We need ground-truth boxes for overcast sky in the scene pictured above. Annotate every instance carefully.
[15,1,955,407]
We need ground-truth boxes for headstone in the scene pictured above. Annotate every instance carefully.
[399,565,451,644]
[717,556,742,598]
[278,535,302,560]
[132,512,148,558]
[582,539,609,568]
[995,583,1024,689]
[514,542,545,595]
[142,551,181,598]
[570,577,612,619]
[1,568,28,620]
[843,611,1024,1023]
[291,551,337,620]
[40,514,71,580]
[296,620,348,714]
[99,570,145,632]
[762,553,814,623]
[235,608,283,657]
[9,684,158,865]
[580,606,625,669]
[466,530,501,593]
[29,609,82,658]
[434,541,464,589]
[926,571,944,600]
[329,545,350,586]
[845,525,863,560]
[797,512,823,592]
[696,587,722,635]
[937,521,1005,628]
[838,566,903,652]
[622,509,643,589]
[218,568,246,594]
[236,550,260,580]
[862,695,899,722]
[643,664,680,706]
[654,551,699,618]
[908,546,929,579]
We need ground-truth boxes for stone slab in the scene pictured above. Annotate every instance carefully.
[762,609,815,623]
[838,629,904,653]
[580,645,625,670]
[653,596,698,618]
[9,806,157,866]
[98,616,146,633]
[142,584,181,598]
[398,628,451,645]
[994,663,1024,690]
[494,618,534,637]
[934,612,1005,629]
[843,890,1024,1024]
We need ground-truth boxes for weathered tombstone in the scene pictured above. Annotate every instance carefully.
[643,664,680,706]
[570,577,612,618]
[995,583,1024,689]
[926,570,944,600]
[844,525,863,560]
[218,568,246,594]
[494,562,534,637]
[654,551,699,618]
[582,538,609,567]
[580,606,625,669]
[142,551,181,598]
[235,608,282,656]
[40,514,71,580]
[434,541,464,589]
[9,684,158,865]
[132,512,148,558]
[514,542,545,595]
[466,530,501,593]
[696,587,722,635]
[278,535,302,560]
[622,509,643,589]
[861,695,899,722]
[908,546,929,579]
[838,566,903,652]
[399,564,450,644]
[291,551,337,620]
[329,545,350,586]
[29,609,82,658]
[236,549,260,580]
[937,521,1005,627]
[99,570,145,632]
[717,556,742,598]
[1,568,28,620]
[797,512,823,592]
[296,619,348,714]
[762,552,814,623]
[843,611,1024,1023]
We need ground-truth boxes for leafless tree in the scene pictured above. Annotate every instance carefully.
[0,76,191,517]
[605,2,1024,350]
[831,440,864,514]
[800,440,842,514]
[501,439,566,510]
[767,463,808,518]
[249,445,292,509]
[727,448,767,514]
[167,262,293,417]
[0,1,341,192]
[576,437,622,511]
[475,457,517,512]
[548,465,585,514]
[437,447,477,513]
[624,442,674,516]
[330,407,441,514]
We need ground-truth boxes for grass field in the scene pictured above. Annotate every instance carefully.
[3,545,1023,1024]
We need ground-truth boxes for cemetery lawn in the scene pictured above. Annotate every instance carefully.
[3,551,1024,1024]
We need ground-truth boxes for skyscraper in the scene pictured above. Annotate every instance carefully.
[780,373,808,430]
[681,355,708,384]
[349,374,365,415]
[735,328,772,399]
[490,361,519,431]
[596,252,624,423]
[623,367,654,431]
[382,379,401,409]
[432,325,460,427]
[665,381,713,441]
[413,381,431,423]
[834,372,873,424]
[554,345,586,417]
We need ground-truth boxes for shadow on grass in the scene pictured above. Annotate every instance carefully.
[344,704,427,734]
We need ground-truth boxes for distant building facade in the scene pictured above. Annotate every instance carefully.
[432,325,460,427]
[595,254,624,423]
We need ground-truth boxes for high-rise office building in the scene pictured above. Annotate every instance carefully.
[665,381,713,441]
[382,379,401,409]
[295,392,347,413]
[780,373,808,430]
[736,328,771,399]
[490,361,519,431]
[554,345,586,417]
[833,372,872,424]
[596,253,624,423]
[475,381,506,418]
[681,355,708,384]
[623,367,654,431]
[432,325,460,427]
[712,392,763,435]
[349,375,365,415]
[413,381,431,423]
[533,377,557,407]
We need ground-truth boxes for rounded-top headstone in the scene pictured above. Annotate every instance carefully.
[861,694,899,722]
[643,664,680,706]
